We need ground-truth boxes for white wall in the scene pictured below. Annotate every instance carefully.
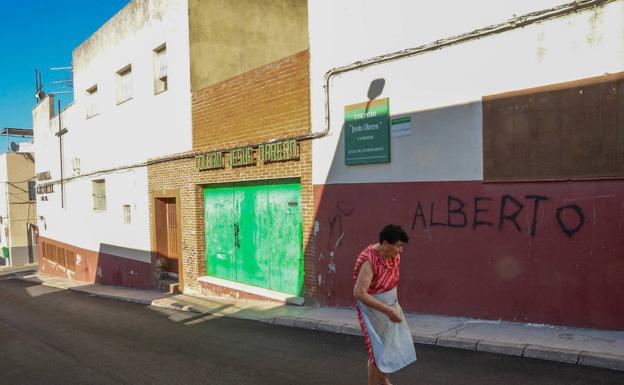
[32,0,192,256]
[309,0,624,184]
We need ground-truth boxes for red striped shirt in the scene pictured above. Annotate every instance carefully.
[353,244,401,363]
[353,244,400,293]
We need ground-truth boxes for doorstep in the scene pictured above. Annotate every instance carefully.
[197,275,304,305]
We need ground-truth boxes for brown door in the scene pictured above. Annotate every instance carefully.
[155,198,181,275]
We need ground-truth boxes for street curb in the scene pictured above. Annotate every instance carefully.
[524,345,581,364]
[150,301,624,371]
[10,275,623,372]
[437,336,479,350]
[477,341,525,356]
[69,289,153,306]
[0,268,36,280]
[579,352,624,371]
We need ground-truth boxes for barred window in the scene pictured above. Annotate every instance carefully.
[123,204,131,224]
[92,179,106,211]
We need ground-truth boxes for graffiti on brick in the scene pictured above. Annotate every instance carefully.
[411,194,585,238]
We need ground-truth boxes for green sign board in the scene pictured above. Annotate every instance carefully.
[344,98,390,165]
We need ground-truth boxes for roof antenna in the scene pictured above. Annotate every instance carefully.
[34,68,46,102]
[49,66,74,96]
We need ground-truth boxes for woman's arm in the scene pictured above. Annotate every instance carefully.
[354,261,402,322]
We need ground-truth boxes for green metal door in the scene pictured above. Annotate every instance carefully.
[204,179,303,296]
[234,182,270,288]
[266,181,303,295]
[204,185,236,281]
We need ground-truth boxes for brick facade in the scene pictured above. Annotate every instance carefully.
[148,50,316,301]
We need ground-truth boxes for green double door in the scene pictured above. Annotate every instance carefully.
[204,179,303,296]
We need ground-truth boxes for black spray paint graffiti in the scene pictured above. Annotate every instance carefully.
[411,194,585,238]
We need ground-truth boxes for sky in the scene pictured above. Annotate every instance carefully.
[0,0,130,151]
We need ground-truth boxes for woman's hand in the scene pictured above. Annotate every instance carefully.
[385,306,402,323]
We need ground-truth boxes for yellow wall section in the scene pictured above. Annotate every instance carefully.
[7,153,36,249]
[189,0,308,90]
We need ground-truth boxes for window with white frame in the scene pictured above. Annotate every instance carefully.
[86,84,98,117]
[92,179,106,211]
[153,44,168,94]
[116,65,133,103]
[123,205,131,224]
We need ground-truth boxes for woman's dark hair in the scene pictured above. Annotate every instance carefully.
[379,224,409,244]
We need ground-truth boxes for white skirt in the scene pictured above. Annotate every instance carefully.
[357,287,417,373]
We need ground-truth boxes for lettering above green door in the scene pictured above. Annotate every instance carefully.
[196,140,300,171]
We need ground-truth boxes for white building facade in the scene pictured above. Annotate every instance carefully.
[32,0,192,288]
[309,0,624,329]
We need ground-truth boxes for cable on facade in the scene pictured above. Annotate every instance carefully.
[34,0,614,188]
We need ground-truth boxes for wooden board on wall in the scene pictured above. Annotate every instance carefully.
[483,72,624,182]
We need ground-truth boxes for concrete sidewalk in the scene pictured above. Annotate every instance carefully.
[8,270,624,372]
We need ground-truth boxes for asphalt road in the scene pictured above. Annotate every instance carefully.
[0,278,622,385]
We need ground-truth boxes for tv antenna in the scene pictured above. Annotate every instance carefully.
[34,69,46,102]
[49,66,74,96]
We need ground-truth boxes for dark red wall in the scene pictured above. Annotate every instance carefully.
[313,180,624,330]
[38,237,154,289]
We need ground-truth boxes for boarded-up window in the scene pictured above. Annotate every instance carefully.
[47,243,57,264]
[66,250,76,272]
[57,246,66,268]
[483,72,624,181]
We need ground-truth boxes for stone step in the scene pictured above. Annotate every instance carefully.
[158,278,179,294]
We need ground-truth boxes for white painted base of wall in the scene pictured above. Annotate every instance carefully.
[197,275,304,305]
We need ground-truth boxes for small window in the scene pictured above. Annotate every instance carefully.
[123,205,131,224]
[28,181,36,201]
[86,84,98,118]
[92,179,106,211]
[116,65,133,104]
[153,44,167,94]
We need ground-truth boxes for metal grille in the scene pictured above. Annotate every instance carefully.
[92,179,106,211]
[123,205,131,224]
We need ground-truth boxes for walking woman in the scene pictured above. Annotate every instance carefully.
[353,224,416,385]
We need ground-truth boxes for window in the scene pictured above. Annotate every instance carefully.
[153,44,168,94]
[116,65,133,103]
[123,205,131,224]
[86,84,98,117]
[57,246,66,268]
[66,250,76,272]
[28,181,36,201]
[92,179,106,211]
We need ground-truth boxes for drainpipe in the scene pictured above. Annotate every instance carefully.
[312,0,613,140]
